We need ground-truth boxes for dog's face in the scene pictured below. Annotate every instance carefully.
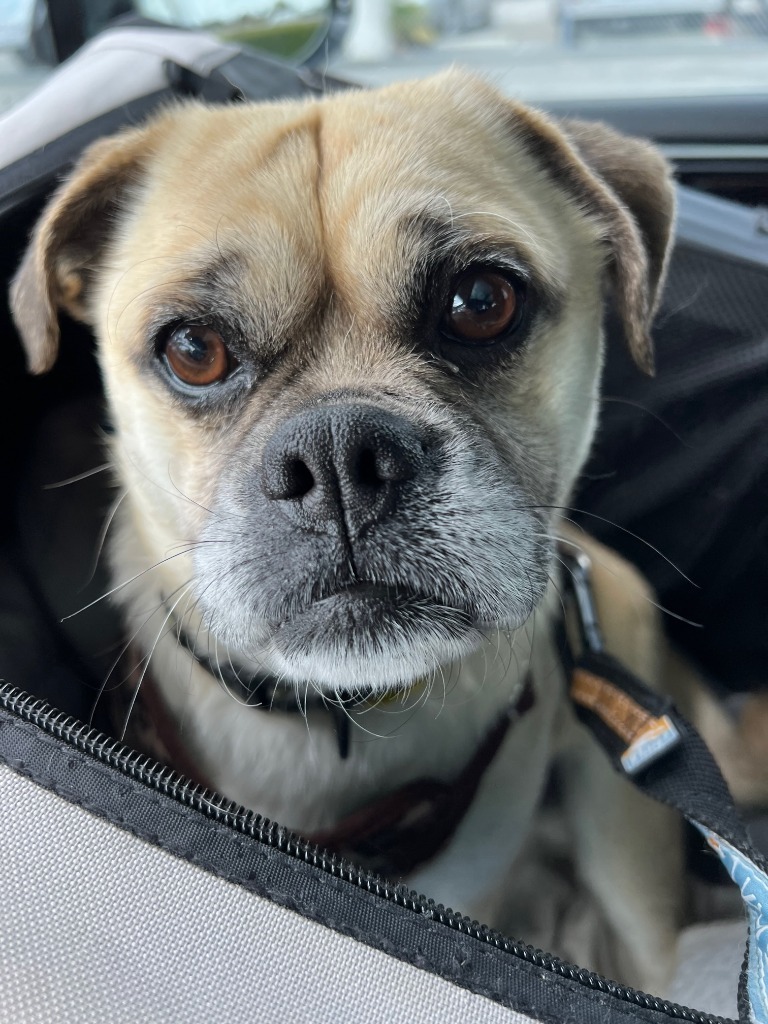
[11,71,674,695]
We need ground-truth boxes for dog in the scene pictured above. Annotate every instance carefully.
[11,69,684,991]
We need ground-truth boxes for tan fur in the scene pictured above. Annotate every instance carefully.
[11,70,687,991]
[665,650,768,808]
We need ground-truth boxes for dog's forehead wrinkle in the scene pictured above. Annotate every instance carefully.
[307,107,329,276]
[116,115,327,301]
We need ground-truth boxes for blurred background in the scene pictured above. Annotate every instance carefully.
[1,0,767,112]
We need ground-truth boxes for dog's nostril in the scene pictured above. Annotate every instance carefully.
[286,458,315,499]
[355,448,381,489]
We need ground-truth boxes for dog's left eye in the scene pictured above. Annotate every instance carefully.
[162,324,235,387]
[441,269,525,345]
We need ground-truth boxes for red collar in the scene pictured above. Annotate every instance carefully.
[309,674,533,878]
[127,650,534,879]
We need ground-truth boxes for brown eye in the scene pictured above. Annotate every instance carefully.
[443,269,523,344]
[163,324,232,387]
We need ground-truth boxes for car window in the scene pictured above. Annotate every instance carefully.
[1,0,767,114]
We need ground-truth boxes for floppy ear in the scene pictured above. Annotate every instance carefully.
[508,104,676,375]
[10,125,155,374]
[561,117,676,375]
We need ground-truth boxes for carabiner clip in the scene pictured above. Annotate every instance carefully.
[557,542,604,655]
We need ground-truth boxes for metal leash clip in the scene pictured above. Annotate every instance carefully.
[556,541,604,655]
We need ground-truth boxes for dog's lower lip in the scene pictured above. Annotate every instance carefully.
[317,581,460,611]
[303,581,427,616]
[331,582,406,601]
[270,581,460,629]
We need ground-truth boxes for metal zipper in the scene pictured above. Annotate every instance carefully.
[0,682,732,1024]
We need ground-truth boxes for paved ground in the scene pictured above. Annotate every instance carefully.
[329,33,768,102]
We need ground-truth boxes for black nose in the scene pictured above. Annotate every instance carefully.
[262,404,427,536]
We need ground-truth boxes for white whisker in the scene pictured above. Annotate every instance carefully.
[44,462,115,489]
[119,585,195,741]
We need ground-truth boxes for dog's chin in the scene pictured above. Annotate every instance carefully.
[264,587,485,693]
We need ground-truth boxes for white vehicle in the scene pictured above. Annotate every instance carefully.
[558,0,726,43]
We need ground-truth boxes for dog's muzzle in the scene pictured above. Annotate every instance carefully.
[261,403,429,537]
[194,394,549,691]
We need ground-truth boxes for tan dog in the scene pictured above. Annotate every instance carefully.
[11,70,682,990]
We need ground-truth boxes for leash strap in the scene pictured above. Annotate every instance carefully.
[561,547,768,1024]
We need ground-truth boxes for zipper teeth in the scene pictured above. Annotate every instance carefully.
[0,684,732,1024]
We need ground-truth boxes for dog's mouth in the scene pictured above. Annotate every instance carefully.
[260,578,483,694]
[271,580,456,626]
[195,541,548,695]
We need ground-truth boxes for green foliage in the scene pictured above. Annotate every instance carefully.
[219,3,434,58]
[392,1,435,44]
[219,18,325,60]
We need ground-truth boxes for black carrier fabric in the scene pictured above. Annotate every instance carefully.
[576,195,768,692]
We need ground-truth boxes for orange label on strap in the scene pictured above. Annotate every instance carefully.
[571,668,681,774]
[571,668,655,744]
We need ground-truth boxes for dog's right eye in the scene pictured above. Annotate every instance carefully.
[162,324,234,387]
[440,268,525,346]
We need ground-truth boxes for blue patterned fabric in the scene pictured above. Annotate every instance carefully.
[694,823,768,1024]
